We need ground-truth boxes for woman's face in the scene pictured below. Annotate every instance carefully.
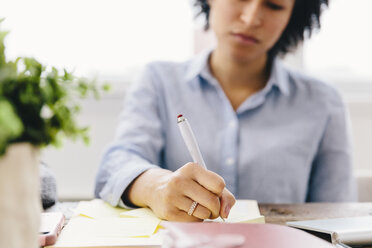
[209,0,295,63]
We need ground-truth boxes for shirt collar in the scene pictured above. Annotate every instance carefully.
[267,58,290,96]
[184,48,213,85]
[184,49,290,96]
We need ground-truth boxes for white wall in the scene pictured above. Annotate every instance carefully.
[41,91,125,200]
[348,100,372,201]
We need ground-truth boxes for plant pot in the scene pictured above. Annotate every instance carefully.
[0,143,41,248]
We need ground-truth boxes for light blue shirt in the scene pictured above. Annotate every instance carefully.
[95,50,356,207]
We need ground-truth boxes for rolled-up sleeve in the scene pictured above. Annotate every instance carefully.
[307,96,357,202]
[94,65,164,207]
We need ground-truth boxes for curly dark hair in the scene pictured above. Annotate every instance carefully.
[194,0,329,58]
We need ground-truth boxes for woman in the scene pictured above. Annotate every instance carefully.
[95,0,356,221]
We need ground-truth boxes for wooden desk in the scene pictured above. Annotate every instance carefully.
[259,202,372,225]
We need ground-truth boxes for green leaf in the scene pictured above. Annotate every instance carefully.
[102,83,111,92]
[0,99,24,155]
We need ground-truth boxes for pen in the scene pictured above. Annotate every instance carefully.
[177,114,207,169]
[335,242,352,248]
[177,114,225,221]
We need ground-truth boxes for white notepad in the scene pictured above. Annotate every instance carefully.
[209,200,265,223]
[287,216,372,246]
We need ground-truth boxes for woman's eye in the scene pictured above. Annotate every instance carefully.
[266,2,284,10]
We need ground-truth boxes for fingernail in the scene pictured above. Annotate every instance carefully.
[224,204,231,217]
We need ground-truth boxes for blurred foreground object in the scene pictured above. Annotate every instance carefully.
[0,18,108,248]
[162,222,334,248]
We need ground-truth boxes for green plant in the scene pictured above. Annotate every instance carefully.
[0,19,109,155]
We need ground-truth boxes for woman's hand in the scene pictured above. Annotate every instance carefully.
[126,163,236,221]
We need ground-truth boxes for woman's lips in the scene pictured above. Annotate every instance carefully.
[231,33,259,45]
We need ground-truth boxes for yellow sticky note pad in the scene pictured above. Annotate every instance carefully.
[48,217,162,247]
[74,199,127,219]
[48,200,163,247]
[120,208,160,220]
[67,217,160,237]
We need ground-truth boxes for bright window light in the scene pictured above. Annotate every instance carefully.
[304,0,372,84]
[0,0,194,78]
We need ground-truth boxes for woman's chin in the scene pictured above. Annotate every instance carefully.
[228,49,265,64]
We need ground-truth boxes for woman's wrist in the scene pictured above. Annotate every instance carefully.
[126,168,171,208]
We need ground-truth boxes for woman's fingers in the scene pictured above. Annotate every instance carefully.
[176,196,212,220]
[219,188,236,219]
[157,194,205,221]
[171,163,231,219]
[143,163,236,222]
[182,179,221,219]
[181,163,226,197]
[167,209,203,222]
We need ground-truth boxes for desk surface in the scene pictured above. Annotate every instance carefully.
[259,202,372,225]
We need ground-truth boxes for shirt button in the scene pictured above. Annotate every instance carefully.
[225,157,235,166]
[229,121,236,128]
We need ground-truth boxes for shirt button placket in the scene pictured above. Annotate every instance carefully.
[222,117,238,195]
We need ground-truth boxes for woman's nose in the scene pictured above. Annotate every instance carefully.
[240,2,263,27]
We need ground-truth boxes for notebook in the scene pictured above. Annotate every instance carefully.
[47,199,264,248]
[287,216,372,246]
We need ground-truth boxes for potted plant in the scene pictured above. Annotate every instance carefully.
[0,19,108,247]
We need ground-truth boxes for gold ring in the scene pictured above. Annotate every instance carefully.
[187,201,198,216]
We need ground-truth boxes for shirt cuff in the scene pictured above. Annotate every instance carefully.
[99,162,157,208]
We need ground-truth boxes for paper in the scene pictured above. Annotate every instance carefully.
[209,200,265,223]
[73,199,126,219]
[60,217,160,238]
[120,208,160,220]
[48,217,162,247]
[48,199,264,247]
[48,200,162,247]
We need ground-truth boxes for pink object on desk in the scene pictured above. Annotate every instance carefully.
[162,222,334,248]
[39,212,65,247]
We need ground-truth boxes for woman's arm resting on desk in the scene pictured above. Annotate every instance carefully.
[125,163,236,221]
